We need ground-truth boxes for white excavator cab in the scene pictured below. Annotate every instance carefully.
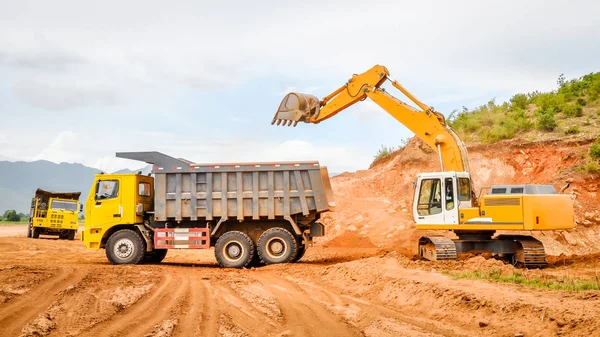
[413,172,472,226]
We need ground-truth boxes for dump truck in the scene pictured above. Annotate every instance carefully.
[28,189,82,240]
[81,152,334,268]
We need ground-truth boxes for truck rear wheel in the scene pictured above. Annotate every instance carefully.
[106,229,146,265]
[293,244,306,262]
[215,231,254,268]
[257,227,298,265]
[27,223,32,238]
[67,230,75,240]
[143,249,168,264]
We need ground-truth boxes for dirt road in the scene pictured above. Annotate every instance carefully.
[1,226,599,337]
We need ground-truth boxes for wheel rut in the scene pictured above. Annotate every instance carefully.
[0,267,85,337]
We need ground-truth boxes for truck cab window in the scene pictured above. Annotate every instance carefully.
[417,179,442,216]
[445,178,455,210]
[138,183,151,196]
[96,180,119,200]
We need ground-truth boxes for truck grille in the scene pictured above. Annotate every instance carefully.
[49,214,64,228]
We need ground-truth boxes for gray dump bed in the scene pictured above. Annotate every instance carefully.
[117,152,335,222]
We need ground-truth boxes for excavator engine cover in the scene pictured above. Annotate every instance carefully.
[272,93,320,126]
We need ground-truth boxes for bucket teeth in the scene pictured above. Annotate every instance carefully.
[272,92,320,127]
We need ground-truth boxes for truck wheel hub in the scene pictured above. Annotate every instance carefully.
[114,239,134,259]
[267,238,285,256]
[225,242,243,261]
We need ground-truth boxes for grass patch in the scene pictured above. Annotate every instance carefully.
[449,71,600,143]
[564,125,581,135]
[446,269,600,291]
[0,220,28,226]
[578,159,600,174]
[372,139,409,165]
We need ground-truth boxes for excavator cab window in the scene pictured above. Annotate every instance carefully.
[445,178,455,211]
[417,179,442,216]
[458,178,471,202]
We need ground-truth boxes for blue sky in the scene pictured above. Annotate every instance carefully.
[1,0,599,173]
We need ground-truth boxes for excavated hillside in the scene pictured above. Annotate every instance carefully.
[320,136,600,257]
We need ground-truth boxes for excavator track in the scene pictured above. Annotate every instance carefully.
[418,236,457,261]
[496,235,547,268]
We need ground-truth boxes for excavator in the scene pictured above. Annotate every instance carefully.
[272,65,575,268]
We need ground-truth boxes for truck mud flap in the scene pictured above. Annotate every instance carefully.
[154,228,210,249]
[418,236,457,261]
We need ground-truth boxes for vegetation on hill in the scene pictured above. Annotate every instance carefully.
[448,72,600,144]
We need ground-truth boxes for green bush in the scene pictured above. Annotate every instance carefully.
[564,125,580,135]
[534,93,564,112]
[590,141,600,159]
[510,94,528,110]
[576,98,587,106]
[536,109,557,131]
[580,160,600,174]
[562,104,583,118]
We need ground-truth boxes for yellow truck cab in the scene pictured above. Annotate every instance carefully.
[82,173,154,253]
[28,189,82,240]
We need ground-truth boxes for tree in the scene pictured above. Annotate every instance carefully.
[2,210,21,222]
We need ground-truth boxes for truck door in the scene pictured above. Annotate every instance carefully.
[414,177,445,225]
[89,179,122,227]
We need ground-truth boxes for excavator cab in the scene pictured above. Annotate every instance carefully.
[413,172,473,226]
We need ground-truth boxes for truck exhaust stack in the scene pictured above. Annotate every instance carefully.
[272,93,321,126]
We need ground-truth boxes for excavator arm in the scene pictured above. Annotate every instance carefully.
[272,65,470,173]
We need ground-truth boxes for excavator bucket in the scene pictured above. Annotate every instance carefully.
[272,93,321,126]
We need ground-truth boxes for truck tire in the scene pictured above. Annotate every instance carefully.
[215,231,254,268]
[27,223,32,238]
[143,249,168,264]
[257,227,298,265]
[292,244,306,262]
[105,229,146,265]
[32,227,40,239]
[67,230,76,240]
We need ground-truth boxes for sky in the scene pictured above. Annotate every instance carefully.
[0,0,599,173]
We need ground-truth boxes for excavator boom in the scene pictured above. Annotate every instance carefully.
[273,65,470,173]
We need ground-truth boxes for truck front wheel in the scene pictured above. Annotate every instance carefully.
[143,249,168,264]
[106,229,146,264]
[27,223,32,238]
[32,226,40,239]
[257,228,298,265]
[215,231,255,268]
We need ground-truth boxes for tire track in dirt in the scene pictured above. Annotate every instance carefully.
[283,275,469,337]
[0,267,86,337]
[249,274,363,337]
[174,278,218,337]
[211,282,280,336]
[79,273,187,337]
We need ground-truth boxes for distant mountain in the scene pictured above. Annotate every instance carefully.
[0,161,152,214]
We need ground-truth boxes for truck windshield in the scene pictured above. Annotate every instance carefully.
[51,200,77,211]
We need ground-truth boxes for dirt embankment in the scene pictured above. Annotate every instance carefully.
[320,137,600,256]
